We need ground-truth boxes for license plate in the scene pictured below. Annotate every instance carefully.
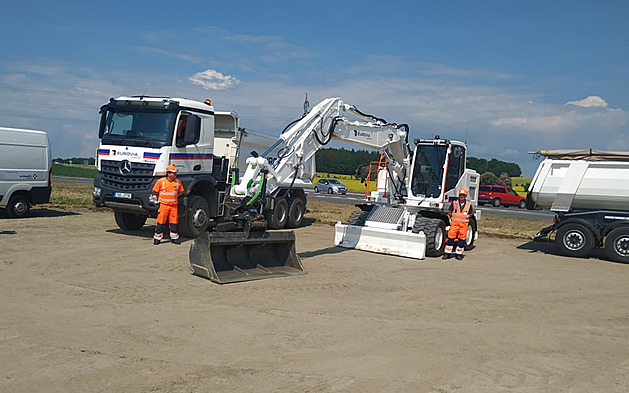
[114,192,132,199]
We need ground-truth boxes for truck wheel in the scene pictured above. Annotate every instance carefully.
[556,223,595,258]
[492,198,501,207]
[7,193,30,218]
[181,195,209,238]
[464,219,477,251]
[347,209,370,226]
[604,227,629,263]
[286,197,305,228]
[114,211,148,230]
[266,198,288,229]
[412,217,446,257]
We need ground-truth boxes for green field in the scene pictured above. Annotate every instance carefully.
[53,163,97,178]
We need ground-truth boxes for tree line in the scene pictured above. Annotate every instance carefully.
[315,148,522,184]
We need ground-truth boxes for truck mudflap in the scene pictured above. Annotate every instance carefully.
[189,231,306,284]
[334,222,427,259]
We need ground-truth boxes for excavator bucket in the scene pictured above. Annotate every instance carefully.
[189,231,306,284]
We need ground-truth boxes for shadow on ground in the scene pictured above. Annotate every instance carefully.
[0,208,80,219]
[517,238,618,264]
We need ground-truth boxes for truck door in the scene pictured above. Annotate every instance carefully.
[172,112,204,174]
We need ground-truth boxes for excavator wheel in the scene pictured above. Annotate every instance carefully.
[347,209,370,226]
[412,217,446,257]
[464,219,477,251]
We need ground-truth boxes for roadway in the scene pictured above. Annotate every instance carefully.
[304,190,556,220]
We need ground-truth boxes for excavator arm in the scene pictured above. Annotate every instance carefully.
[232,97,412,199]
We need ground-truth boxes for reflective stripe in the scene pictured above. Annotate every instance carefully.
[451,201,471,223]
[157,178,181,204]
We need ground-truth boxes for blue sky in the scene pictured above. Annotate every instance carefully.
[1,1,628,176]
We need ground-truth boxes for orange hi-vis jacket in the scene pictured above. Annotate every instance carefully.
[153,177,184,205]
[451,200,471,223]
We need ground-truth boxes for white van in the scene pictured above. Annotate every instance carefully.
[0,127,52,217]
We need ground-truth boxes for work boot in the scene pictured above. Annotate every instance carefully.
[442,254,452,260]
[455,254,464,261]
[153,239,160,245]
[171,238,181,245]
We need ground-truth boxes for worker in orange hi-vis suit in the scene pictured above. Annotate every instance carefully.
[443,188,474,261]
[152,165,185,245]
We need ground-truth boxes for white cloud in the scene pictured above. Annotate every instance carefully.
[188,69,240,90]
[566,96,608,108]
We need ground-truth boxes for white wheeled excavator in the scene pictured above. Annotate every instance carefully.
[190,97,481,279]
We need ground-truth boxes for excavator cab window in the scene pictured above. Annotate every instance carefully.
[444,145,466,192]
[411,144,445,198]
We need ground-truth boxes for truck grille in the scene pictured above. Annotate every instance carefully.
[100,159,155,191]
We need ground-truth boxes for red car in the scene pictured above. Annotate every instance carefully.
[478,185,526,208]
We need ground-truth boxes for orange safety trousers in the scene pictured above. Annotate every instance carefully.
[444,201,471,256]
[154,204,180,240]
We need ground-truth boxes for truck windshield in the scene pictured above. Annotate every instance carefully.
[101,110,177,148]
[410,144,446,198]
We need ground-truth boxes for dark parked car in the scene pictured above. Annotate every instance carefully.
[478,185,526,208]
[314,178,347,194]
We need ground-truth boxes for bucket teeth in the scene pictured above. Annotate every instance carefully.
[189,231,306,284]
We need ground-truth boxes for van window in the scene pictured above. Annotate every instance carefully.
[480,186,491,192]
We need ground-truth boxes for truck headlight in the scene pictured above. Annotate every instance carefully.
[93,187,101,197]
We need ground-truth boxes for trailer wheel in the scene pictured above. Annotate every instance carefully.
[556,223,595,258]
[412,217,446,257]
[181,196,209,238]
[604,227,629,263]
[347,209,370,226]
[7,193,30,218]
[464,219,477,251]
[266,198,288,229]
[286,197,305,228]
[114,211,148,230]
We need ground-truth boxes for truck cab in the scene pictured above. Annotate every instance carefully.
[93,97,233,237]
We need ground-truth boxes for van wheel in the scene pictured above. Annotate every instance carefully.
[556,223,595,258]
[7,193,30,218]
[286,197,305,228]
[181,196,209,238]
[266,198,288,229]
[518,200,526,209]
[114,211,148,230]
[492,198,501,207]
[604,227,629,263]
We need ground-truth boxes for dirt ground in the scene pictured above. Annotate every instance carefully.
[1,208,628,393]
